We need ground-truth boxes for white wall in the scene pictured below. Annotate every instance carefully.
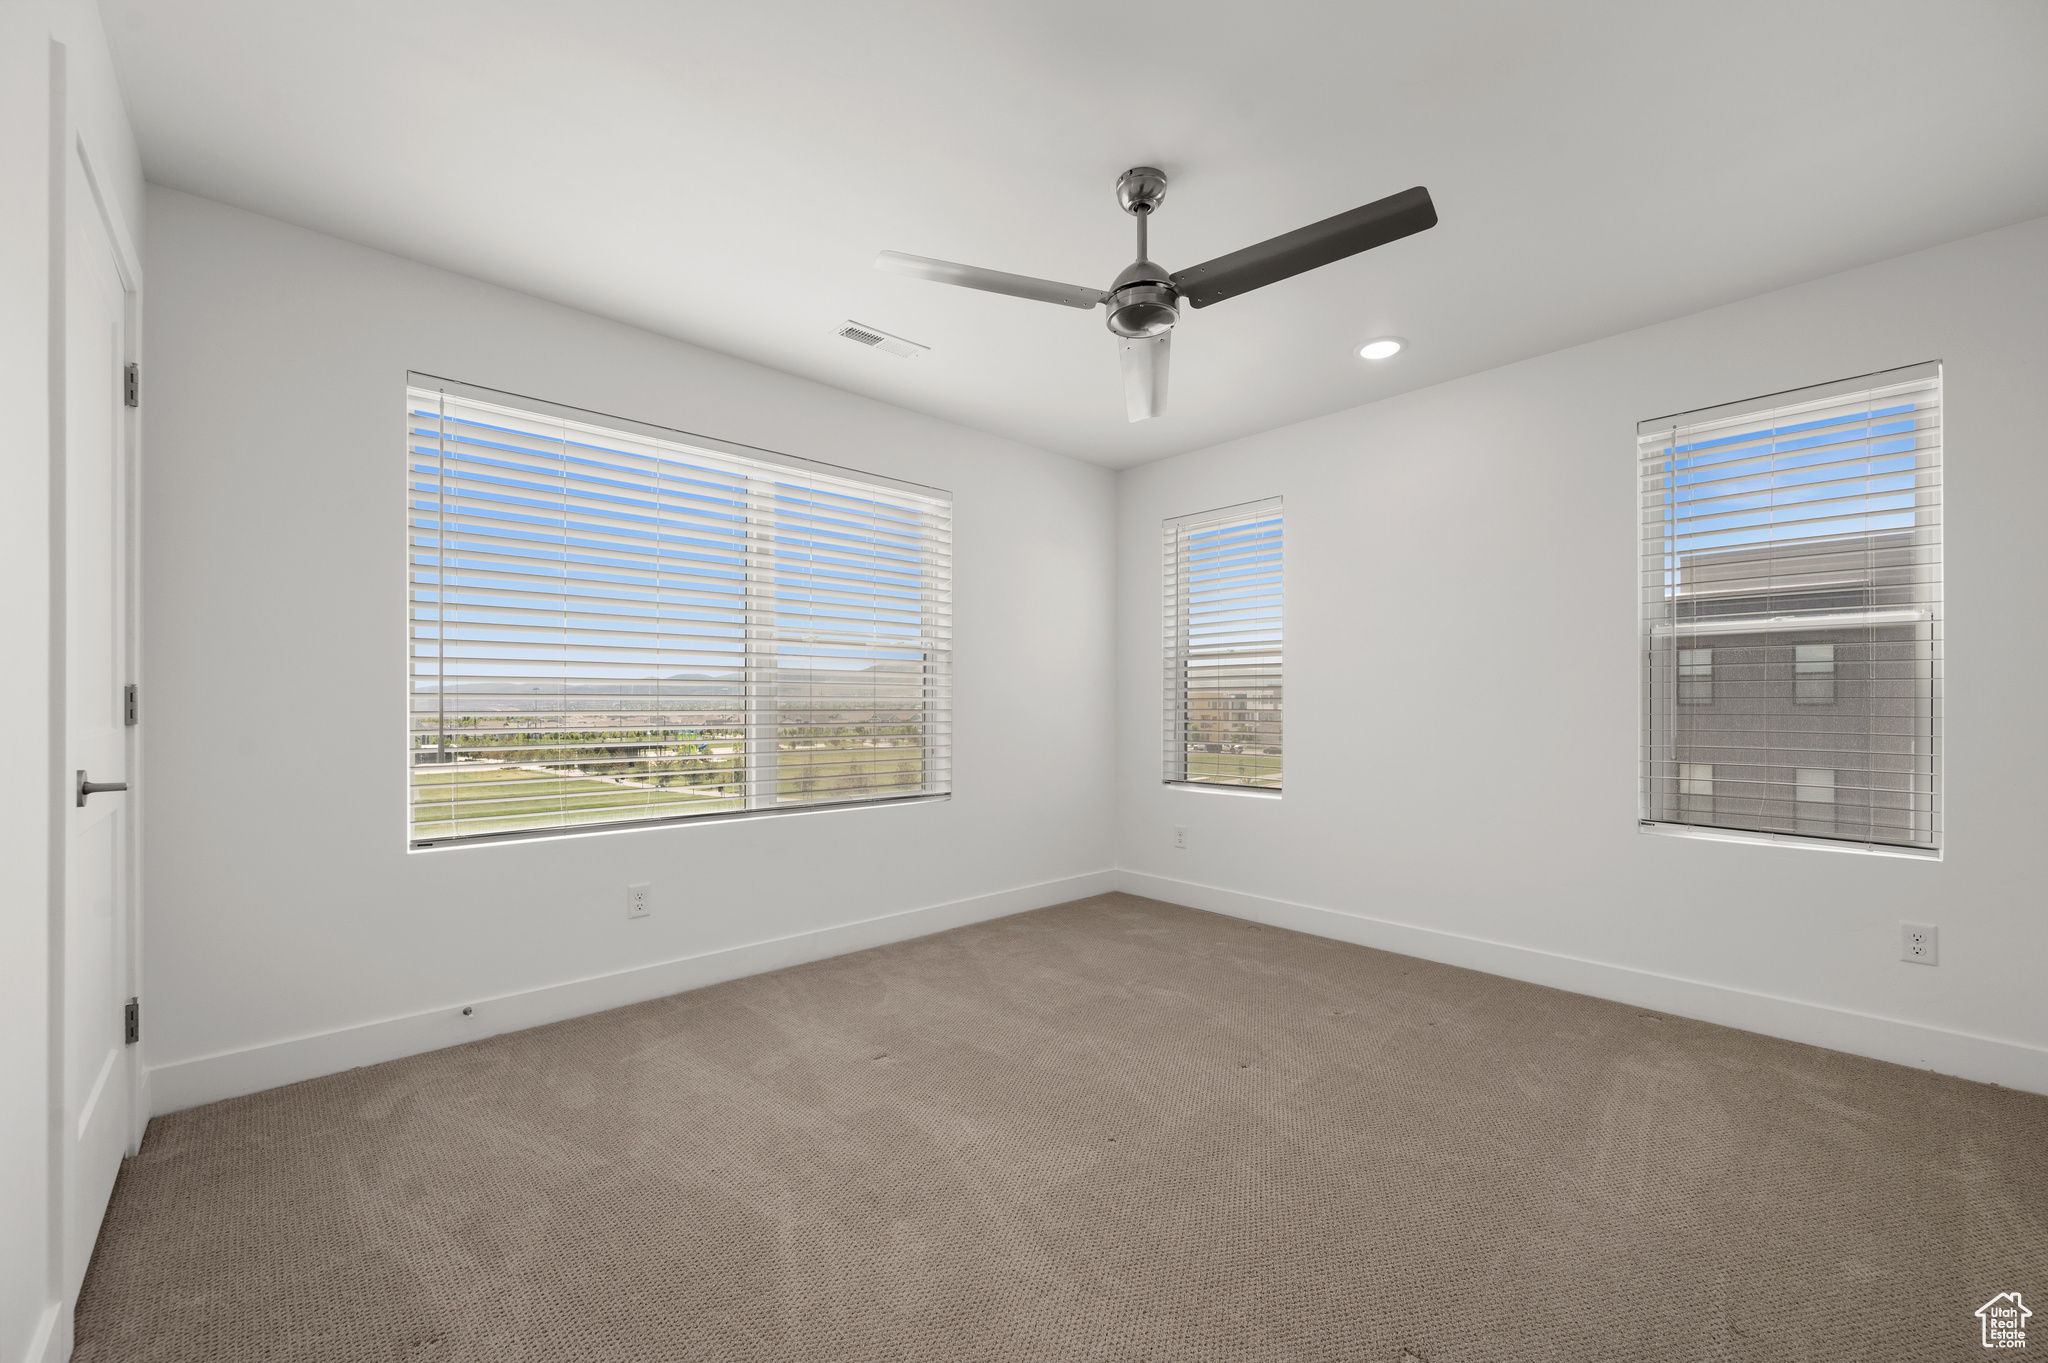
[140,188,1116,1111]
[1,5,143,1360]
[0,21,59,1356]
[1116,215,2048,1094]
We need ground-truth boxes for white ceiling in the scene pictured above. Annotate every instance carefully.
[103,0,2048,468]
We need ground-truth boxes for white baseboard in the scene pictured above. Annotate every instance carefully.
[23,1301,65,1363]
[1114,869,2048,1097]
[128,1067,150,1154]
[149,870,1116,1115]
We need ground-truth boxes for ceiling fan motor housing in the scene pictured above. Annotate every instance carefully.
[1107,173,1178,339]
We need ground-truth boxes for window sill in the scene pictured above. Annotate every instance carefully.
[1165,781,1281,800]
[1637,819,1939,861]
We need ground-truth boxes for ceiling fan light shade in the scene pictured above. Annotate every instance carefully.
[1121,332,1170,422]
[1358,337,1405,360]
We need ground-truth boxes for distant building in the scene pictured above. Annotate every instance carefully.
[1647,530,1936,847]
[1184,686,1281,754]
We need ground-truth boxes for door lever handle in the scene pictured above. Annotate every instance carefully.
[76,771,129,807]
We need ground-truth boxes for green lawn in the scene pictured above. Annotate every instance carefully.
[1184,747,1281,787]
[411,744,935,840]
[410,765,740,839]
[773,743,928,802]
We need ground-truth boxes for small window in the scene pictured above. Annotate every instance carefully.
[1678,763,1714,820]
[1794,767,1837,834]
[1678,648,1713,705]
[1164,500,1282,790]
[1794,643,1836,705]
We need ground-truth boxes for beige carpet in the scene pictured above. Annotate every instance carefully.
[76,893,2046,1362]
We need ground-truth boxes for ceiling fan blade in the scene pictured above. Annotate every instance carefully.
[1120,332,1170,423]
[875,251,1104,310]
[1169,186,1437,309]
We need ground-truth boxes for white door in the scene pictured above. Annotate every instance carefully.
[63,145,135,1303]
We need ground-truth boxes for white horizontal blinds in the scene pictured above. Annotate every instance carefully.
[1163,499,1282,789]
[1640,362,1940,849]
[752,464,952,811]
[407,383,951,846]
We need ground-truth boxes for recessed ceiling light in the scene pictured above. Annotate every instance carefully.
[1357,337,1404,361]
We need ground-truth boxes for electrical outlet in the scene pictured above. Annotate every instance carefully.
[1901,922,1937,965]
[627,882,652,919]
[1172,825,1187,850]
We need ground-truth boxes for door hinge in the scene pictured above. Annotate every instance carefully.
[124,362,138,407]
[124,683,138,726]
[124,998,139,1046]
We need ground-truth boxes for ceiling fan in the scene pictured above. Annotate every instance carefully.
[876,167,1437,422]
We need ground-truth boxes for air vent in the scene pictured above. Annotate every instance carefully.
[837,321,928,359]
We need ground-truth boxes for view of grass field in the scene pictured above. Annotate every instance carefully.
[410,738,934,840]
[410,765,740,840]
[1183,746,1281,786]
[776,740,927,803]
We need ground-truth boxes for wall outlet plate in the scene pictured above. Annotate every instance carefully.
[627,882,652,919]
[1172,825,1187,850]
[1900,922,1937,965]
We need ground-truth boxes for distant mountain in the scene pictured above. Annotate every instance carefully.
[427,663,930,715]
[437,664,925,695]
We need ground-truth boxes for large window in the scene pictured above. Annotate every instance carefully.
[1163,499,1282,790]
[407,377,952,848]
[1640,362,1940,851]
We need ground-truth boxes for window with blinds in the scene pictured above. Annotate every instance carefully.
[1163,499,1282,790]
[1640,362,1940,851]
[406,377,952,848]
